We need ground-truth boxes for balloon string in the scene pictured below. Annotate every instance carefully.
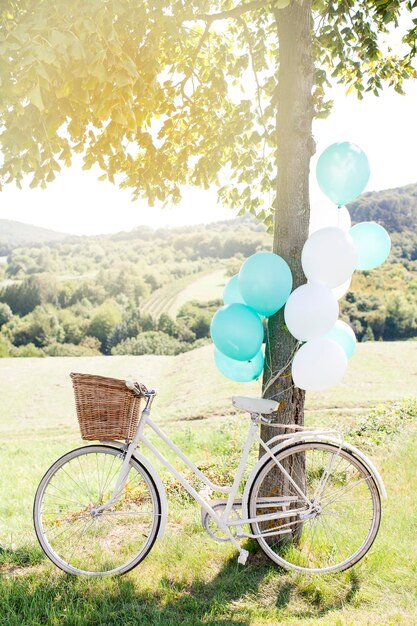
[262,340,301,396]
[265,319,273,379]
[269,384,295,401]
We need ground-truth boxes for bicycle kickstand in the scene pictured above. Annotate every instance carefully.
[237,549,249,565]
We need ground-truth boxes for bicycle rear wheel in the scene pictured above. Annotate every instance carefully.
[248,442,381,573]
[34,445,161,576]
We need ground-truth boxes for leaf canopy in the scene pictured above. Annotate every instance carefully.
[1,0,416,224]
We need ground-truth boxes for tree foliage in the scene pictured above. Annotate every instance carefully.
[1,0,416,228]
[0,205,415,357]
[348,183,417,233]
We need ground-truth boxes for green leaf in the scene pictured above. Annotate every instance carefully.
[28,84,44,111]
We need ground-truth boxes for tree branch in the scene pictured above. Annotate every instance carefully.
[238,17,264,121]
[189,0,269,23]
[174,22,211,102]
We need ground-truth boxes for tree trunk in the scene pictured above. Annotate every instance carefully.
[261,0,315,436]
[258,0,315,531]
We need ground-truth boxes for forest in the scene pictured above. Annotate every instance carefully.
[0,184,416,358]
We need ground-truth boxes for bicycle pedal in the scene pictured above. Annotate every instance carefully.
[237,549,249,565]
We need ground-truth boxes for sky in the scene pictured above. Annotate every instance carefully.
[1,59,417,236]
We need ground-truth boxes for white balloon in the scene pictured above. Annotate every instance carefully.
[336,206,352,231]
[284,283,339,341]
[292,338,348,391]
[302,227,357,288]
[332,276,352,300]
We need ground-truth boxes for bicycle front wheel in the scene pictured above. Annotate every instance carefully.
[34,445,161,576]
[248,442,381,573]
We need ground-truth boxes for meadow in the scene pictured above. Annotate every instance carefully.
[0,341,416,625]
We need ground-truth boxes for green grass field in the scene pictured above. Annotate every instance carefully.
[0,342,416,625]
[140,268,227,318]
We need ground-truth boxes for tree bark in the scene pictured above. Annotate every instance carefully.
[261,0,315,436]
[258,0,315,526]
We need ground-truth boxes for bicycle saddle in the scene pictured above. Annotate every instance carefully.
[232,396,278,415]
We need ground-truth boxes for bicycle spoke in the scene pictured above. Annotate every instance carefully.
[249,442,380,572]
[321,476,372,508]
[77,456,94,505]
[35,447,160,575]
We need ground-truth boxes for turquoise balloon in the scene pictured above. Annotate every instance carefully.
[349,222,391,270]
[316,142,370,205]
[223,274,246,305]
[210,303,264,361]
[214,348,264,382]
[325,320,356,359]
[238,252,293,317]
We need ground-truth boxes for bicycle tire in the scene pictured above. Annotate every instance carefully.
[247,441,381,573]
[34,445,161,576]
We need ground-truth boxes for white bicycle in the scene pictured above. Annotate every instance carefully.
[34,376,385,576]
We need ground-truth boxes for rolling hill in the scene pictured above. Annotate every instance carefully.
[348,182,417,232]
[0,219,74,255]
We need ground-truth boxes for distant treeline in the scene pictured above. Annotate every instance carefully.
[348,183,417,233]
[0,218,269,357]
[0,195,416,357]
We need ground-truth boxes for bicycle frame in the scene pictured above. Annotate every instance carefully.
[94,389,356,553]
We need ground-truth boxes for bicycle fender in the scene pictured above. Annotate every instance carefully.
[241,435,387,518]
[316,436,387,499]
[99,441,168,539]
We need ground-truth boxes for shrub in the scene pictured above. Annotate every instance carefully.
[347,398,417,450]
[10,343,45,357]
[111,331,186,356]
[0,336,10,357]
[9,306,65,348]
[177,300,221,340]
[45,342,101,356]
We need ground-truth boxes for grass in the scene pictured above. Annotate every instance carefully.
[0,343,416,624]
[0,342,415,436]
[140,267,226,318]
[166,268,228,316]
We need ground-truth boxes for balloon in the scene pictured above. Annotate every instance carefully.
[214,348,264,382]
[284,283,339,341]
[301,227,357,288]
[336,205,352,231]
[349,222,391,270]
[316,142,370,205]
[331,276,351,300]
[210,303,264,361]
[325,320,356,359]
[223,274,246,305]
[238,252,293,317]
[292,338,348,391]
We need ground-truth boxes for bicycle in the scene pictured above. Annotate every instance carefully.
[34,373,386,576]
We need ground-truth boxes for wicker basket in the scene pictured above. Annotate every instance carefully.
[70,373,144,441]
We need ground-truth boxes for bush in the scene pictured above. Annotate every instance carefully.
[44,341,101,356]
[111,331,186,356]
[0,336,10,357]
[177,300,221,340]
[348,398,417,450]
[9,306,65,348]
[10,343,45,357]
